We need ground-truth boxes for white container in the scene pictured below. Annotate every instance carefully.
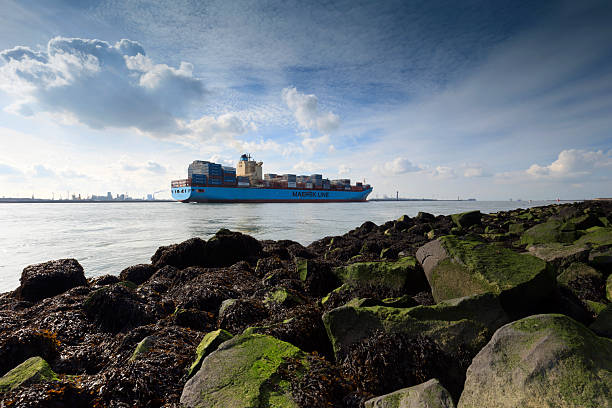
[287,181,297,188]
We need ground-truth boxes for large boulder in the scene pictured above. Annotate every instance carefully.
[458,314,612,408]
[0,356,58,393]
[527,243,589,271]
[119,264,157,285]
[151,237,208,268]
[83,284,152,333]
[450,211,481,229]
[323,293,509,358]
[365,378,455,408]
[557,262,605,302]
[204,229,262,267]
[520,219,577,245]
[416,236,554,317]
[574,226,612,247]
[15,259,87,302]
[333,257,429,295]
[186,329,233,380]
[180,333,305,407]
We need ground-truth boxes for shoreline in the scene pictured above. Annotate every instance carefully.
[0,200,610,406]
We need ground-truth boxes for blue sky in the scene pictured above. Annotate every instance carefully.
[0,0,611,199]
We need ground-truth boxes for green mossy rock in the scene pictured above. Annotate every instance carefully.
[507,223,525,235]
[295,258,309,282]
[264,287,303,307]
[130,335,156,361]
[574,227,612,247]
[416,236,553,316]
[186,329,233,380]
[364,378,455,408]
[450,211,481,229]
[527,243,589,271]
[557,262,602,288]
[180,333,305,408]
[590,304,612,338]
[322,293,509,357]
[0,356,58,393]
[520,219,577,245]
[458,314,612,408]
[333,257,428,295]
[607,274,612,302]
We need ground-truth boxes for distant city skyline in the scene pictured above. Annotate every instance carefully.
[1,0,611,200]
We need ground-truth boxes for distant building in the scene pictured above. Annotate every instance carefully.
[107,192,112,200]
[147,194,153,200]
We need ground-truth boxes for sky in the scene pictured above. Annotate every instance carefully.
[0,0,611,200]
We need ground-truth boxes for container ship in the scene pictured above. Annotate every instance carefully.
[171,154,372,203]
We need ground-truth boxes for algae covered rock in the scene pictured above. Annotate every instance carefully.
[333,257,428,295]
[450,211,481,229]
[186,329,233,380]
[323,293,509,357]
[180,333,305,408]
[119,263,157,285]
[574,226,612,247]
[264,287,303,308]
[416,236,553,316]
[520,219,577,245]
[590,304,612,338]
[527,243,589,271]
[130,335,156,361]
[83,283,152,333]
[16,258,87,302]
[205,229,263,267]
[608,274,612,302]
[458,314,612,408]
[151,237,208,268]
[0,356,58,393]
[557,262,604,302]
[365,378,455,408]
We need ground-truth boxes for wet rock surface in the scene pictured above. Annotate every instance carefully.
[0,200,610,407]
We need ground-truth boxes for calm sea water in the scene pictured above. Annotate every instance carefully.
[0,200,560,292]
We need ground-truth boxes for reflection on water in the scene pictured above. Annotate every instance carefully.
[0,200,565,292]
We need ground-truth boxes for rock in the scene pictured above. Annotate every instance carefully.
[0,356,58,393]
[294,257,339,296]
[527,243,589,271]
[0,329,60,378]
[590,304,612,338]
[450,211,481,229]
[608,274,612,302]
[457,314,612,408]
[589,245,612,269]
[204,229,262,267]
[83,284,152,333]
[186,329,233,380]
[218,298,268,333]
[364,378,455,408]
[130,335,156,361]
[15,259,87,302]
[416,212,436,223]
[416,236,554,317]
[507,222,525,235]
[557,262,605,302]
[89,274,120,286]
[180,333,305,408]
[151,237,208,268]
[333,257,429,296]
[574,226,612,247]
[119,264,157,285]
[323,293,509,358]
[174,308,211,330]
[264,287,303,308]
[520,219,577,245]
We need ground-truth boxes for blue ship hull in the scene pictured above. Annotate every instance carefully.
[171,186,373,203]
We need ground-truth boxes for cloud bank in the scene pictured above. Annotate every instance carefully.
[0,37,206,136]
[282,87,339,133]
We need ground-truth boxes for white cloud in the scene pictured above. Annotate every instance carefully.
[430,166,456,179]
[0,163,21,176]
[338,164,351,175]
[0,37,205,136]
[301,134,330,152]
[293,160,319,173]
[525,149,612,179]
[462,164,490,178]
[373,157,421,175]
[33,164,55,177]
[120,159,167,174]
[184,113,253,141]
[282,87,339,133]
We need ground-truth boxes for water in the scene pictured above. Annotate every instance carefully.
[0,200,558,292]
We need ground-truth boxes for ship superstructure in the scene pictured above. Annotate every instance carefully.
[171,154,372,203]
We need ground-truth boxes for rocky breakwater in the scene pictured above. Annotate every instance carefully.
[0,203,611,407]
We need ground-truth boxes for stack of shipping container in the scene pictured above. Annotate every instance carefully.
[222,166,237,186]
[237,176,250,187]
